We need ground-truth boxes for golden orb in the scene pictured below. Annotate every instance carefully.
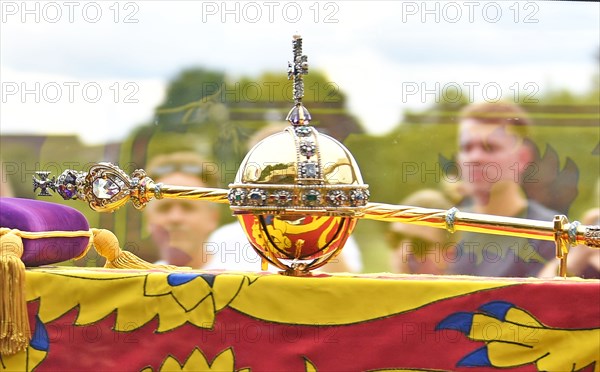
[228,125,369,275]
[227,35,368,275]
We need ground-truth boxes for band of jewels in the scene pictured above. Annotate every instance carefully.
[228,185,370,211]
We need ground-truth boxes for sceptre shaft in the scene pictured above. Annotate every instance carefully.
[34,163,600,257]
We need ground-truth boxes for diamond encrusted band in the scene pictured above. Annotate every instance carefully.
[228,184,369,210]
[287,125,324,184]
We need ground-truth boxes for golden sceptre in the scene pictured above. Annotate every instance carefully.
[34,162,599,277]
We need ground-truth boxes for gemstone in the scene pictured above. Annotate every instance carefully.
[303,190,321,206]
[327,190,347,206]
[228,189,246,205]
[273,190,292,206]
[295,126,312,137]
[92,178,120,199]
[299,141,316,157]
[58,185,76,199]
[247,189,266,206]
[350,189,370,206]
[57,171,79,199]
[64,172,77,185]
[286,106,300,125]
[300,162,319,178]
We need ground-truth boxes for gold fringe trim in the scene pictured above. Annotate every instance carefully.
[0,230,30,355]
[0,226,177,356]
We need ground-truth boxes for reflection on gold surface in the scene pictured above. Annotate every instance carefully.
[238,214,355,272]
[238,130,364,186]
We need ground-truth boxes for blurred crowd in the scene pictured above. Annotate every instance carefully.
[134,101,599,278]
[1,101,598,279]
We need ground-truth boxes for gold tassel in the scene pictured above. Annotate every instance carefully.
[90,228,178,270]
[0,229,30,355]
[0,226,176,356]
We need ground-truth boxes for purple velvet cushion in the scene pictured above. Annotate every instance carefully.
[0,197,90,266]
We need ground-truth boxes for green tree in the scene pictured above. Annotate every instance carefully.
[155,68,225,126]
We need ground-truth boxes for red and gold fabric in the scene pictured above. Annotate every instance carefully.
[1,267,599,371]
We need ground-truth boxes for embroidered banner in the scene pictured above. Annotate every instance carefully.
[1,267,598,371]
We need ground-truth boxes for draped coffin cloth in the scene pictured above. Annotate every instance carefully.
[2,267,599,372]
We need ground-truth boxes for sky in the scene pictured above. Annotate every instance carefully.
[1,1,599,144]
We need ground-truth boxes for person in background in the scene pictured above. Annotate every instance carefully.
[387,189,456,275]
[144,152,220,268]
[448,101,558,278]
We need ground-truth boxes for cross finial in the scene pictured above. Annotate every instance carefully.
[286,35,312,126]
[33,171,56,197]
[288,34,309,104]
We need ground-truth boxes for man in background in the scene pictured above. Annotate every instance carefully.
[449,102,557,277]
[144,152,220,268]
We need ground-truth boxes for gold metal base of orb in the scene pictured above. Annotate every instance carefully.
[278,263,314,277]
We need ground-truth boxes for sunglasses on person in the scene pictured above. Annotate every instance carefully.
[148,163,205,178]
